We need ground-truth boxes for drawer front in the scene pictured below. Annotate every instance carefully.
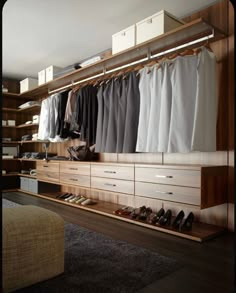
[37,171,59,183]
[60,173,90,187]
[135,182,200,206]
[37,161,59,173]
[135,167,200,188]
[91,177,134,195]
[91,165,134,180]
[60,162,90,175]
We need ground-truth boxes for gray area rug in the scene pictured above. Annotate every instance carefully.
[3,198,180,293]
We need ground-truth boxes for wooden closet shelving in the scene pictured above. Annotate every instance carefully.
[12,18,226,98]
[2,16,228,242]
[17,123,39,129]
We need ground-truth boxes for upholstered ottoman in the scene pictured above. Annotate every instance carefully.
[3,205,64,292]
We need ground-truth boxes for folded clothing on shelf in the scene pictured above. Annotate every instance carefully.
[18,101,41,109]
[49,156,69,161]
[21,134,32,141]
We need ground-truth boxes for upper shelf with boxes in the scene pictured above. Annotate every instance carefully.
[6,15,226,99]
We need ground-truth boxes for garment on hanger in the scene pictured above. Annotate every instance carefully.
[56,90,69,139]
[191,47,217,151]
[116,77,128,153]
[167,55,198,153]
[123,71,140,153]
[100,82,112,151]
[49,94,60,139]
[95,85,104,152]
[38,97,50,140]
[146,64,163,152]
[136,66,153,152]
[105,78,121,153]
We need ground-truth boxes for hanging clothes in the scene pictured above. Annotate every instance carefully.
[136,67,153,152]
[146,65,163,152]
[38,97,51,140]
[191,47,217,151]
[123,71,140,153]
[95,84,104,152]
[105,78,121,153]
[100,82,112,151]
[167,55,198,153]
[116,77,128,153]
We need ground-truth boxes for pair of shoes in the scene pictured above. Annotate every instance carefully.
[56,193,70,199]
[114,206,130,215]
[180,212,194,231]
[157,209,172,226]
[81,198,96,205]
[130,206,146,219]
[147,208,165,224]
[65,194,77,202]
[172,210,185,229]
[138,207,152,221]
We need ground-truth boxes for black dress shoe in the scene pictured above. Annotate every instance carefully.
[157,209,172,226]
[172,210,185,229]
[181,212,194,231]
[130,206,146,219]
[56,193,70,199]
[147,208,165,224]
[138,207,152,221]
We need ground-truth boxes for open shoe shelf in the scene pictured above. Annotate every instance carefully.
[16,189,226,242]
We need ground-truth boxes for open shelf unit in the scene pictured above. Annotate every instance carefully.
[15,189,226,242]
[4,18,226,98]
[2,17,228,241]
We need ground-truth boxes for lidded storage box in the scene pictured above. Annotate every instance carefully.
[112,24,136,54]
[38,69,46,85]
[136,10,184,44]
[45,65,62,82]
[20,78,38,93]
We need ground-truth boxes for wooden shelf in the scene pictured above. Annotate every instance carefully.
[2,173,19,177]
[18,173,37,178]
[2,105,40,113]
[2,92,30,100]
[18,140,49,144]
[2,125,16,128]
[17,104,41,113]
[17,123,39,129]
[2,158,19,161]
[2,107,18,112]
[1,141,19,144]
[16,18,226,99]
[15,189,226,242]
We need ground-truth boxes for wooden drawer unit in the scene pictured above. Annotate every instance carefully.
[60,173,90,188]
[135,182,200,206]
[60,162,90,176]
[91,163,134,180]
[91,177,134,195]
[135,165,228,209]
[135,167,200,188]
[37,161,59,183]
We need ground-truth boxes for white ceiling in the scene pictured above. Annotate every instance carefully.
[3,0,220,80]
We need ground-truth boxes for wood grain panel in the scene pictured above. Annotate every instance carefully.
[135,167,200,187]
[60,161,90,175]
[117,153,162,164]
[36,161,59,172]
[163,151,227,165]
[91,177,134,195]
[201,166,228,208]
[135,181,200,205]
[37,171,59,183]
[60,173,90,187]
[91,164,134,180]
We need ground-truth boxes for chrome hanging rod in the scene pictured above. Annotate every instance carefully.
[48,29,214,95]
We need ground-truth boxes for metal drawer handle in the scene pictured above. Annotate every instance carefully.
[155,175,173,178]
[104,171,116,174]
[104,183,116,187]
[43,165,49,168]
[69,168,78,170]
[155,190,173,195]
[70,178,78,181]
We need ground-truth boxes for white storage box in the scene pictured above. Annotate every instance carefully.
[136,10,184,45]
[32,115,40,124]
[20,78,38,93]
[7,120,15,126]
[45,65,62,82]
[2,120,6,126]
[112,25,136,55]
[38,69,46,85]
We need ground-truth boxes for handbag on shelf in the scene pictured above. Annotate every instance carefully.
[67,144,97,161]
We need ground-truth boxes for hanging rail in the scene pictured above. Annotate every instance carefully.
[48,29,214,95]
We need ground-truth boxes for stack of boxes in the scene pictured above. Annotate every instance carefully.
[112,10,184,54]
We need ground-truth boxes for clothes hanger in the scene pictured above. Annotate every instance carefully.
[179,48,195,56]
[146,59,158,74]
[135,64,145,76]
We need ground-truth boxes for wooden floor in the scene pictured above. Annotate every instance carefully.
[3,191,235,293]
